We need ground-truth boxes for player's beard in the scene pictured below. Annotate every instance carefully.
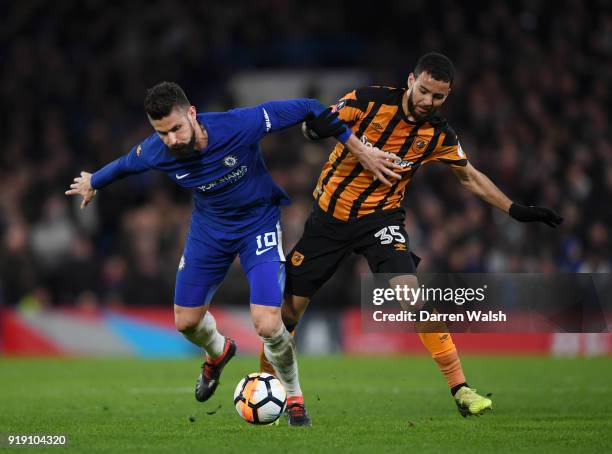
[407,90,435,121]
[169,126,197,160]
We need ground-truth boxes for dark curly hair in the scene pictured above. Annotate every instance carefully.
[414,52,455,85]
[144,81,191,120]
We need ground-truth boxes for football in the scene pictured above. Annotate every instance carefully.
[233,373,287,425]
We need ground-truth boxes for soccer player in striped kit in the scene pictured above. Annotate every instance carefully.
[260,53,563,417]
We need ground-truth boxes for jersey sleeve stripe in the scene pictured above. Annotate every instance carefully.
[344,98,367,112]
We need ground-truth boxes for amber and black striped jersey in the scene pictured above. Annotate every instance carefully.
[313,86,467,221]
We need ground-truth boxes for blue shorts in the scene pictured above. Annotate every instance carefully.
[174,214,286,308]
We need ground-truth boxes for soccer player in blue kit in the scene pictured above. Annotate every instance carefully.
[66,82,401,426]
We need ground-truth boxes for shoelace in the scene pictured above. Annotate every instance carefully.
[287,404,305,417]
[202,362,215,380]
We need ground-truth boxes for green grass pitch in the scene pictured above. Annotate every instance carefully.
[1,356,611,453]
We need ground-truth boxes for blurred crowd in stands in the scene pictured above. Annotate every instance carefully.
[1,0,611,307]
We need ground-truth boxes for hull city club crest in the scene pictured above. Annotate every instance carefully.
[414,136,430,152]
[291,251,304,266]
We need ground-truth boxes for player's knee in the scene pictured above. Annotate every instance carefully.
[389,274,419,293]
[252,315,283,338]
[251,303,283,338]
[255,320,283,338]
[174,307,205,334]
[175,317,199,334]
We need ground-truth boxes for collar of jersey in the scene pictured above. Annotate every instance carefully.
[196,115,211,152]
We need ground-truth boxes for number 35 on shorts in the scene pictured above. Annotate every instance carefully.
[374,226,406,245]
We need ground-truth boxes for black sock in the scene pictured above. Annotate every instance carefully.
[451,383,469,396]
[284,322,297,333]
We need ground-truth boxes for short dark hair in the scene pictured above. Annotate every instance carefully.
[144,81,190,119]
[414,52,455,85]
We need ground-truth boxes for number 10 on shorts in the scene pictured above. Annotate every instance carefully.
[254,223,283,258]
[256,231,278,249]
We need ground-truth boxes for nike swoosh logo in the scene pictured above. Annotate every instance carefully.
[255,247,274,256]
[176,173,190,180]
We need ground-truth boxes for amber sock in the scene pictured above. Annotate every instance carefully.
[418,332,467,390]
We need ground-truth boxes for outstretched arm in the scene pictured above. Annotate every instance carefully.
[451,162,512,212]
[451,162,563,227]
[65,145,150,209]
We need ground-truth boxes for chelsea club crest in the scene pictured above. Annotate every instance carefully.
[223,155,238,167]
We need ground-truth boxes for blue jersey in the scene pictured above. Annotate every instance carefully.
[91,99,351,239]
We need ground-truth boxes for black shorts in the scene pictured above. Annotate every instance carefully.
[285,206,420,298]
